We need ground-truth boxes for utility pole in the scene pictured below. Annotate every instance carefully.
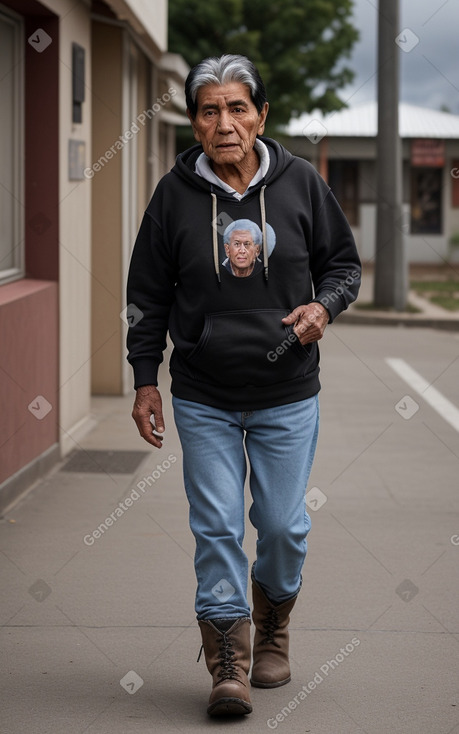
[373,0,407,310]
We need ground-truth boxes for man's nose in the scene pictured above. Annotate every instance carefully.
[217,109,234,133]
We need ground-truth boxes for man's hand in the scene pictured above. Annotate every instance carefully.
[132,385,165,449]
[282,303,329,345]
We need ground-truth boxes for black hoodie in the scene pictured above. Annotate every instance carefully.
[126,136,361,410]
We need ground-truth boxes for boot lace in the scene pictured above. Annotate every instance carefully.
[215,631,240,682]
[259,608,281,647]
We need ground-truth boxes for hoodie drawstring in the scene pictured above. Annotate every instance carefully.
[211,186,269,283]
[211,193,221,283]
[260,185,268,281]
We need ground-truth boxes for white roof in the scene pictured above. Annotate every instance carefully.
[285,102,459,139]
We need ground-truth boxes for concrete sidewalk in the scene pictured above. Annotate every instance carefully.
[1,324,459,734]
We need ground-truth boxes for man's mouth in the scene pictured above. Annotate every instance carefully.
[217,143,238,149]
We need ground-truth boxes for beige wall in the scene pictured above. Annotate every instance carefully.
[90,23,154,395]
[38,1,178,405]
[90,22,124,395]
[136,51,150,218]
[39,0,93,454]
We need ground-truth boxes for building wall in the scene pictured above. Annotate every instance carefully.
[136,50,150,217]
[105,0,167,53]
[0,0,182,509]
[90,21,124,395]
[53,0,93,454]
[89,21,157,396]
[0,281,58,488]
[0,1,61,509]
[286,135,459,264]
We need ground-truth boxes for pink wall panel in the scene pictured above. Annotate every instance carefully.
[0,280,59,484]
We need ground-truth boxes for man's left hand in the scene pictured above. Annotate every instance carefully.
[282,303,330,345]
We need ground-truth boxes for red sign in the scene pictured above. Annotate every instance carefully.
[411,139,445,167]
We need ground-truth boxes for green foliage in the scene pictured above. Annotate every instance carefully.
[168,0,359,130]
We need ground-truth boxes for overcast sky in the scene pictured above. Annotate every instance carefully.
[339,0,459,114]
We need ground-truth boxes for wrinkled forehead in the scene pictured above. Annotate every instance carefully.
[196,81,254,111]
[229,230,255,243]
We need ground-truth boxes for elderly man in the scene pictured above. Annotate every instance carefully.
[127,54,360,717]
[223,219,262,277]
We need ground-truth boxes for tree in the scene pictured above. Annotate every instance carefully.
[168,0,359,130]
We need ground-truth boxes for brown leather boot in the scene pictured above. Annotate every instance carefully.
[251,578,297,688]
[198,618,252,716]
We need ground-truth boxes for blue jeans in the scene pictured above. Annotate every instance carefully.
[172,395,319,620]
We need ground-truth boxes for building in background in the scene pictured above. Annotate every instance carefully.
[284,102,459,264]
[0,0,188,510]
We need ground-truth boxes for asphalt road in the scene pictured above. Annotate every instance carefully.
[1,322,458,734]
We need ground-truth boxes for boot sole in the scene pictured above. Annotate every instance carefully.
[250,675,291,689]
[207,697,253,716]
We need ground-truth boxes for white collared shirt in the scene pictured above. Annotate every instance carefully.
[194,138,270,200]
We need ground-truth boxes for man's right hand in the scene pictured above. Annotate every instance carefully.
[132,385,165,449]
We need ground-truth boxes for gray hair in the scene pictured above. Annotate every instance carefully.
[185,54,267,119]
[223,219,262,246]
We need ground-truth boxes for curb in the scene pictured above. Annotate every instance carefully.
[336,311,459,331]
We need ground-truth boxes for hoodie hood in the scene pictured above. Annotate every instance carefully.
[172,136,296,196]
[171,137,296,282]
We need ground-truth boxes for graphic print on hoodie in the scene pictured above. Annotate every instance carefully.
[126,136,361,411]
[218,217,276,279]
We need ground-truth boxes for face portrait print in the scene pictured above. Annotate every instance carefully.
[222,219,276,278]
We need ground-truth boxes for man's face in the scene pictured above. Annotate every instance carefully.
[225,230,261,273]
[187,81,269,167]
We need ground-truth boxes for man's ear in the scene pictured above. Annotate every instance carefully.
[224,243,230,256]
[187,109,201,143]
[257,102,269,135]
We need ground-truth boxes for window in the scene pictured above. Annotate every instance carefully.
[0,8,24,284]
[411,168,443,235]
[328,161,359,226]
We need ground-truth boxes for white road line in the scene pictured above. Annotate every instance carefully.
[386,357,459,433]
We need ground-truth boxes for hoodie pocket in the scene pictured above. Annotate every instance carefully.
[187,308,313,387]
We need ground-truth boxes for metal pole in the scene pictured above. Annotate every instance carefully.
[373,0,407,310]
